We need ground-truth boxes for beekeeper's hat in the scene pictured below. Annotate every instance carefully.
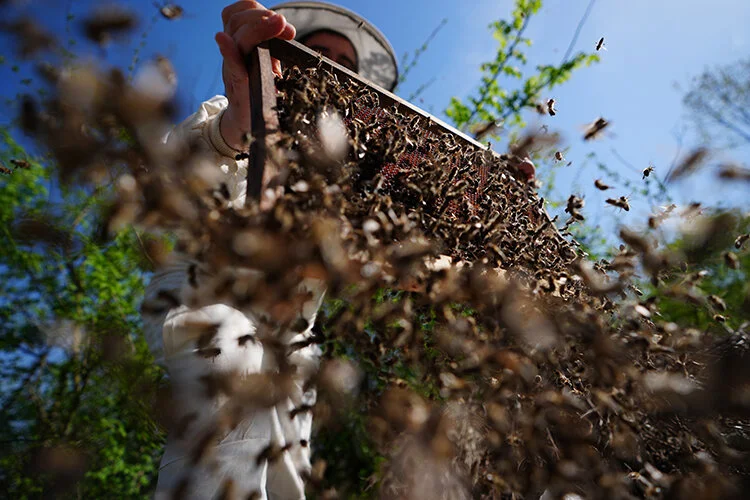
[272,1,399,91]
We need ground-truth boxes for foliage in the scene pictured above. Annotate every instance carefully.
[0,129,165,497]
[445,0,600,136]
[683,57,750,149]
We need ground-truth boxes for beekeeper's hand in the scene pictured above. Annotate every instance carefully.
[215,1,295,151]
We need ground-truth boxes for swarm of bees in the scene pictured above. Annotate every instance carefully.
[5,10,750,500]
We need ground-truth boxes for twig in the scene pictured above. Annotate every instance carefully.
[560,0,598,64]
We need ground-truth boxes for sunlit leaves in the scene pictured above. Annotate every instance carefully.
[446,0,600,139]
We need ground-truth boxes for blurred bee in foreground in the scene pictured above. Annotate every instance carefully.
[717,163,750,181]
[666,147,708,182]
[10,159,31,169]
[735,233,749,249]
[594,179,612,191]
[583,117,609,141]
[82,5,138,46]
[470,120,502,141]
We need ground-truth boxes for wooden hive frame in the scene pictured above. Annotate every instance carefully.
[244,38,507,203]
[244,39,569,272]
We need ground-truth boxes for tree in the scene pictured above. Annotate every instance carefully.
[683,57,750,150]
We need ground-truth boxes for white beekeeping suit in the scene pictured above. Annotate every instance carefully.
[142,95,326,500]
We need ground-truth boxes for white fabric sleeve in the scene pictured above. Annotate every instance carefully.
[164,95,249,209]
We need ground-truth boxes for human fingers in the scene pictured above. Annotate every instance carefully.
[230,13,290,54]
[221,0,264,29]
[221,1,294,39]
[225,8,295,42]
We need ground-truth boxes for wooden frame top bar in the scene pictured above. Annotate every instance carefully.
[267,38,496,154]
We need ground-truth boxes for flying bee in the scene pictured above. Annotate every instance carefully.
[82,5,138,46]
[547,98,556,116]
[606,195,630,211]
[565,194,585,221]
[155,2,184,20]
[735,233,749,249]
[0,164,12,175]
[554,151,564,161]
[471,120,502,141]
[594,179,612,190]
[4,18,56,58]
[10,158,31,169]
[595,37,606,51]
[708,295,727,312]
[289,404,314,419]
[666,147,708,182]
[642,165,654,179]
[717,163,750,181]
[723,251,740,270]
[256,442,292,466]
[583,117,609,141]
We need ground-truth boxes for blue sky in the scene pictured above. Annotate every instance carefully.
[1,0,748,235]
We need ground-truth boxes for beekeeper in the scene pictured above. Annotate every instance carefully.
[141,2,398,499]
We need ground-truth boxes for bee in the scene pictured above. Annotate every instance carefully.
[10,159,31,169]
[547,98,556,116]
[156,2,184,20]
[583,117,609,141]
[717,163,750,181]
[471,120,501,141]
[565,194,585,221]
[642,165,654,179]
[666,147,708,182]
[594,179,612,190]
[4,18,56,58]
[237,333,258,346]
[713,314,727,323]
[256,442,293,466]
[83,6,138,46]
[554,151,564,161]
[708,295,727,312]
[723,251,740,270]
[595,37,606,51]
[289,403,314,419]
[0,165,12,175]
[735,233,749,249]
[606,195,630,211]
[357,20,365,29]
